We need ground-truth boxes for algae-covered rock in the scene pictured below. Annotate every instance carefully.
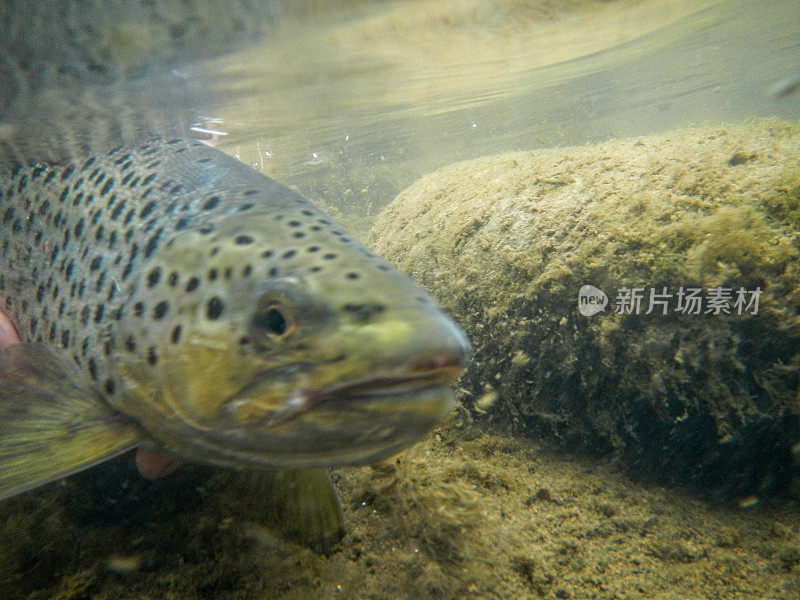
[368,119,800,498]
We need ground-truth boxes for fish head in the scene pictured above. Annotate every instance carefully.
[115,206,470,469]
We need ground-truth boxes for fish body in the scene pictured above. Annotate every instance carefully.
[0,139,469,512]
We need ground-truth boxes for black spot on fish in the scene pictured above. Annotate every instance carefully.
[147,347,158,366]
[60,165,75,181]
[171,325,182,344]
[203,196,220,210]
[235,235,254,245]
[88,358,98,381]
[167,272,179,287]
[100,178,115,196]
[123,208,136,227]
[110,199,126,220]
[144,228,163,258]
[95,270,107,292]
[152,301,169,320]
[186,277,199,292]
[147,267,161,288]
[139,200,157,219]
[206,297,224,320]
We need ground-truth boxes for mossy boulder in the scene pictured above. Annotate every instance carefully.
[368,119,800,498]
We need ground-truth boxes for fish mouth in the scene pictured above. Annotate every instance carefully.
[265,365,463,427]
[214,364,462,468]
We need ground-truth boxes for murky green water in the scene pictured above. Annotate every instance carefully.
[198,0,800,232]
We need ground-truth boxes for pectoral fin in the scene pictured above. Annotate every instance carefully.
[0,344,142,500]
[214,467,345,554]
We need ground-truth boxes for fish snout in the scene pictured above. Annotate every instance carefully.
[405,326,472,383]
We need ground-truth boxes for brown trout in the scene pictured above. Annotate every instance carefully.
[0,139,470,543]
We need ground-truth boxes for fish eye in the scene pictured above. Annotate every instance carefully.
[252,304,293,337]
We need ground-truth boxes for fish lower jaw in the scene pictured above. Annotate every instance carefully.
[264,367,463,427]
[161,384,456,470]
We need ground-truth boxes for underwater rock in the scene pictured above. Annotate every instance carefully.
[369,119,800,499]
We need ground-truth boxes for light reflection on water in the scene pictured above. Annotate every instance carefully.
[198,0,799,232]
